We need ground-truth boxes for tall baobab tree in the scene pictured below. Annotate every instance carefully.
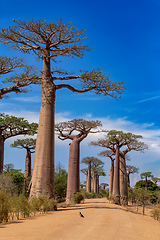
[126,165,139,188]
[0,19,124,198]
[81,156,104,195]
[99,150,115,197]
[93,165,106,195]
[0,56,40,99]
[0,113,38,173]
[140,172,153,190]
[90,130,148,204]
[11,138,36,178]
[81,165,91,193]
[55,119,103,203]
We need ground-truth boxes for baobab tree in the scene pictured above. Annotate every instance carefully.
[0,113,38,173]
[140,172,153,190]
[81,166,91,193]
[0,56,40,99]
[11,138,36,178]
[90,130,148,204]
[98,150,115,197]
[126,165,139,188]
[56,119,103,203]
[0,19,124,198]
[93,165,106,195]
[82,156,104,195]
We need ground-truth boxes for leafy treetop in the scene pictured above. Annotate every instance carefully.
[140,172,154,180]
[81,156,104,167]
[11,138,36,152]
[89,130,148,154]
[0,113,38,140]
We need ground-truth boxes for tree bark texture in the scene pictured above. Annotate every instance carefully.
[112,144,120,204]
[96,175,99,196]
[109,160,114,197]
[92,171,95,190]
[0,133,4,173]
[127,173,130,188]
[24,148,31,178]
[119,155,128,205]
[29,57,55,198]
[86,161,91,192]
[94,173,97,194]
[66,138,80,203]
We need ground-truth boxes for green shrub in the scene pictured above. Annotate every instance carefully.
[0,190,10,222]
[48,198,57,211]
[91,190,96,198]
[10,196,20,220]
[74,192,84,204]
[151,207,160,220]
[37,195,50,213]
[80,190,93,199]
[18,194,30,218]
[29,197,41,215]
[99,188,107,198]
[108,195,116,203]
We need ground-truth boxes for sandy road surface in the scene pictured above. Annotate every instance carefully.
[1,198,160,240]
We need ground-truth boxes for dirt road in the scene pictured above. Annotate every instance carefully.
[1,198,160,240]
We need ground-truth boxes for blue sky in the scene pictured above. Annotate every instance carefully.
[1,0,160,186]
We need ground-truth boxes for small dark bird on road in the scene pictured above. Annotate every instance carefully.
[79,212,84,218]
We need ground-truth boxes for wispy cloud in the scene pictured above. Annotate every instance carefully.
[13,96,41,103]
[138,95,160,103]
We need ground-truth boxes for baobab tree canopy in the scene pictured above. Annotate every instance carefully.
[55,118,103,140]
[81,156,104,167]
[140,172,153,180]
[0,113,38,140]
[90,130,148,153]
[0,56,40,99]
[11,138,36,150]
[0,19,124,98]
[126,165,139,175]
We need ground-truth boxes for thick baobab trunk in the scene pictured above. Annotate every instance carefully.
[112,144,120,204]
[24,148,31,178]
[86,161,91,192]
[109,160,114,197]
[0,133,4,173]
[119,156,128,205]
[66,138,80,203]
[30,57,55,199]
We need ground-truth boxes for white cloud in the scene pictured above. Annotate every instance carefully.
[13,96,41,103]
[3,110,160,183]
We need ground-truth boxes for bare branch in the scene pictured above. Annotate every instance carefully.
[56,84,94,93]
